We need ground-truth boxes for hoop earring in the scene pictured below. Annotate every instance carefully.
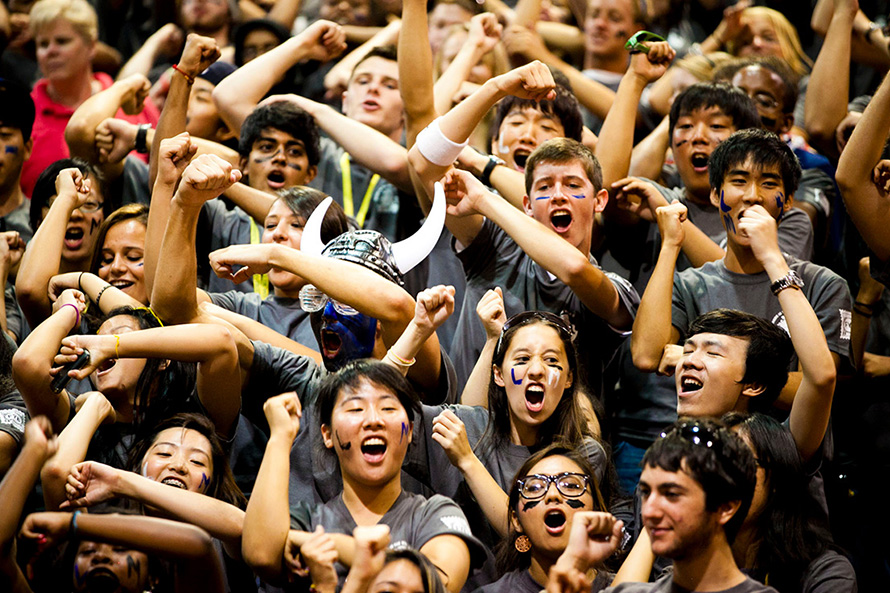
[514,534,531,553]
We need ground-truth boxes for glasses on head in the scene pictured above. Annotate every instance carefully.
[660,420,726,452]
[299,284,360,316]
[495,310,575,354]
[624,30,667,54]
[517,472,589,500]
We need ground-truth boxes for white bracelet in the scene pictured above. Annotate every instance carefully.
[416,118,468,166]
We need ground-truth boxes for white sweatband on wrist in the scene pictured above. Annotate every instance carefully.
[416,118,468,166]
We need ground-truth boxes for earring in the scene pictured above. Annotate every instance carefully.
[514,534,532,553]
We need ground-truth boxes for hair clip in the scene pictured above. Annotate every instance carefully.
[624,30,667,54]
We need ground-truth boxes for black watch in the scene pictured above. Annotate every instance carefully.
[134,123,151,154]
[770,270,805,296]
[480,155,505,187]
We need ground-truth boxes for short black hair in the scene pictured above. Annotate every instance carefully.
[239,101,321,166]
[524,137,602,194]
[492,82,583,146]
[717,56,800,115]
[687,309,793,411]
[642,417,757,544]
[30,158,108,232]
[668,82,762,137]
[317,359,421,428]
[0,78,35,139]
[708,128,802,197]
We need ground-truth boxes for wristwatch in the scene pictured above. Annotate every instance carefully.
[770,270,805,296]
[135,123,152,154]
[480,155,505,187]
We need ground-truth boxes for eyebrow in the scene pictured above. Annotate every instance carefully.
[686,337,726,349]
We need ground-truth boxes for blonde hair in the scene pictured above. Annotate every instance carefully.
[676,51,735,81]
[29,0,98,42]
[433,23,509,82]
[727,7,812,75]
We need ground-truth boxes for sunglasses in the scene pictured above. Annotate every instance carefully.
[299,284,360,316]
[624,30,667,54]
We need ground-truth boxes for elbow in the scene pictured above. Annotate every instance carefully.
[40,459,68,489]
[811,364,837,393]
[242,541,282,581]
[12,349,45,396]
[630,339,660,373]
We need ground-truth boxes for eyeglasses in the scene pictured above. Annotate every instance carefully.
[660,420,726,453]
[517,472,589,500]
[624,30,667,54]
[495,310,575,354]
[299,284,360,316]
[44,199,104,214]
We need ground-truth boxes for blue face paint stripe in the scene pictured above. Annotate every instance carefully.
[571,195,585,200]
[776,192,784,221]
[511,368,522,385]
[400,422,409,443]
[719,190,730,213]
[535,196,551,200]
[5,146,17,154]
[199,473,209,490]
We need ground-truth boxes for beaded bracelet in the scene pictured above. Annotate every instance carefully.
[95,284,112,308]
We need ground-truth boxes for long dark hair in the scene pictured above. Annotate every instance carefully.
[128,413,246,508]
[382,549,447,593]
[723,412,836,591]
[478,312,590,459]
[496,443,606,573]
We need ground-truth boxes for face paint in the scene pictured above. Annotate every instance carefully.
[775,192,784,221]
[511,367,524,385]
[546,367,561,388]
[615,29,628,39]
[126,555,141,578]
[723,214,736,234]
[565,498,585,509]
[521,499,541,512]
[253,150,280,164]
[400,422,410,443]
[718,190,730,213]
[199,473,210,491]
[5,146,17,154]
[311,303,377,372]
[90,218,101,234]
[335,430,352,450]
[535,196,552,201]
[571,195,585,200]
[74,564,85,586]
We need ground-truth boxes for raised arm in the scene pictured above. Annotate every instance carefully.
[850,257,886,372]
[742,206,836,462]
[836,67,890,260]
[117,23,184,80]
[631,201,685,373]
[12,290,86,432]
[48,272,145,314]
[384,285,455,378]
[460,287,505,407]
[326,19,401,104]
[64,460,244,558]
[212,20,346,134]
[56,323,242,437]
[242,392,301,582]
[433,13,502,116]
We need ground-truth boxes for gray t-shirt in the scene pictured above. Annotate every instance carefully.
[290,491,485,584]
[310,137,401,241]
[0,389,28,445]
[605,574,778,593]
[0,198,32,242]
[201,198,256,294]
[209,291,316,348]
[475,567,612,593]
[450,218,640,398]
[798,550,858,593]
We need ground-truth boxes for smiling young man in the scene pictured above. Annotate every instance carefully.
[603,418,775,593]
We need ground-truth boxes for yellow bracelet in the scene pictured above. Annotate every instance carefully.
[386,349,415,367]
[113,334,120,359]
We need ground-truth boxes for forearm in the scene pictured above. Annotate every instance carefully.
[611,529,654,585]
[117,40,163,81]
[0,443,47,552]
[265,0,302,30]
[596,73,647,188]
[457,147,526,210]
[399,0,435,141]
[144,178,177,295]
[457,455,509,537]
[631,243,680,372]
[680,221,725,267]
[434,42,487,115]
[544,56,614,120]
[223,183,275,223]
[149,73,191,186]
[150,201,202,324]
[243,434,292,578]
[627,117,670,181]
[66,78,141,160]
[805,5,853,154]
[81,273,144,312]
[535,22,585,56]
[460,337,495,407]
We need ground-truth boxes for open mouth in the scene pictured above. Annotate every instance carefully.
[525,384,545,412]
[267,170,286,189]
[362,99,380,110]
[678,376,703,395]
[320,330,342,358]
[361,436,387,463]
[161,477,187,489]
[550,210,572,233]
[544,509,567,534]
[85,567,120,592]
[97,359,116,374]
[513,151,530,170]
[691,153,709,172]
[64,227,84,249]
[110,279,134,291]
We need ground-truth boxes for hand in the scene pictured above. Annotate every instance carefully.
[835,110,862,155]
[559,511,623,570]
[502,25,551,62]
[22,416,57,460]
[493,60,556,102]
[414,285,456,334]
[52,288,87,316]
[48,273,86,303]
[95,118,137,164]
[873,159,890,194]
[431,409,475,471]
[299,20,347,63]
[628,41,675,84]
[119,74,151,116]
[147,23,185,58]
[20,512,72,550]
[209,244,276,284]
[476,287,506,340]
[712,0,751,46]
[468,13,503,54]
[545,563,591,593]
[736,205,781,265]
[0,230,25,276]
[54,168,91,206]
[263,391,302,442]
[178,33,221,78]
[258,93,318,117]
[62,461,121,509]
[655,200,687,249]
[349,525,390,582]
[73,391,117,424]
[452,80,482,106]
[157,132,198,187]
[657,344,683,377]
[298,526,339,592]
[442,168,490,217]
[174,154,242,207]
[857,257,885,305]
[612,177,669,222]
[52,334,117,381]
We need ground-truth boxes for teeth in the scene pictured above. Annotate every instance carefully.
[364,437,385,446]
[527,385,544,392]
[161,477,186,489]
[682,378,703,391]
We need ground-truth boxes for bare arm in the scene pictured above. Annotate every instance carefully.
[850,257,884,369]
[325,20,401,103]
[419,535,471,593]
[628,116,670,181]
[460,287,505,407]
[433,13,502,116]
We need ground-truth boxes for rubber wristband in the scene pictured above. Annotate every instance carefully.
[415,118,468,166]
[113,335,120,359]
[70,510,81,537]
[854,300,876,311]
[77,272,85,293]
[59,303,80,328]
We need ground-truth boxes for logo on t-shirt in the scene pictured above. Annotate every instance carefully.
[440,516,472,536]
[770,312,790,335]
[839,309,851,341]
[0,408,25,434]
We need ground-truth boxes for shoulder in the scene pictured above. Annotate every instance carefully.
[800,550,857,593]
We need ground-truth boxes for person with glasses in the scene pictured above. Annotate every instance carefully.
[474,444,616,593]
